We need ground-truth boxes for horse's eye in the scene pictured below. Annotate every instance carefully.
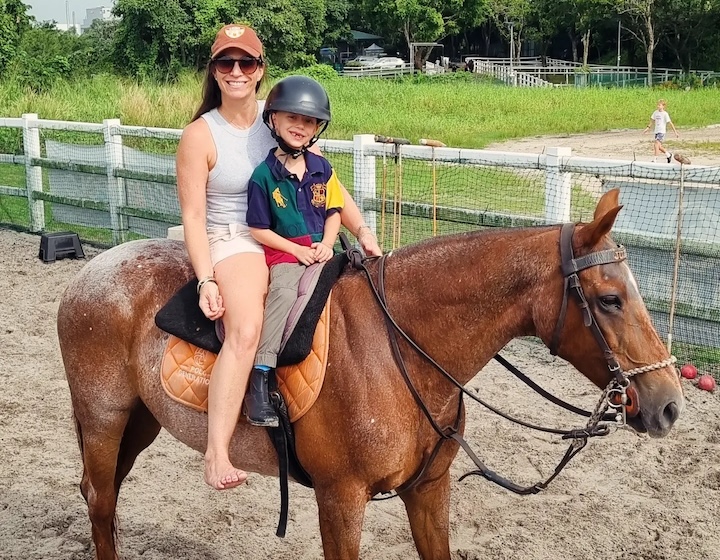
[599,295,622,311]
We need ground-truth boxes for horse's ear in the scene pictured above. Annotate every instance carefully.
[577,189,623,248]
[593,188,621,221]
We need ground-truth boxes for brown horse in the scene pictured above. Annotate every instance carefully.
[57,189,683,560]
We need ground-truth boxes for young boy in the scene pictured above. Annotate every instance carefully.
[244,76,344,427]
[644,99,679,163]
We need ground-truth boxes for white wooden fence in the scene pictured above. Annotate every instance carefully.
[1,116,720,363]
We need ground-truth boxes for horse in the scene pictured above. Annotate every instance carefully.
[57,189,684,560]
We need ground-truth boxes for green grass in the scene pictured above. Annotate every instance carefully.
[665,140,720,154]
[672,342,720,381]
[0,164,29,225]
[2,72,720,151]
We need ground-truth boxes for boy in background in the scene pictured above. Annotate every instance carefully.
[644,99,679,163]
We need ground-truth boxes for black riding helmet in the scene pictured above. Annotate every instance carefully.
[263,75,331,157]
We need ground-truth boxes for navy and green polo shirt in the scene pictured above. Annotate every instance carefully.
[246,150,345,266]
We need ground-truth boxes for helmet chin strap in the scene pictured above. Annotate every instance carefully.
[270,129,312,159]
[269,118,329,159]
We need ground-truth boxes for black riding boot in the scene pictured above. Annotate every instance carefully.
[245,367,279,427]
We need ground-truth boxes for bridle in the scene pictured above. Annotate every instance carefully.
[350,223,676,497]
[549,222,676,423]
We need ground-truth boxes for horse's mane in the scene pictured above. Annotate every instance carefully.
[388,224,560,261]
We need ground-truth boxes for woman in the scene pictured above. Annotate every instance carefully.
[176,23,381,491]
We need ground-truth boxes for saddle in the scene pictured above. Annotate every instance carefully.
[155,251,350,536]
[156,252,346,418]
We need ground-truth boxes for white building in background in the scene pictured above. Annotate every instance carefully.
[81,5,116,32]
[55,23,82,34]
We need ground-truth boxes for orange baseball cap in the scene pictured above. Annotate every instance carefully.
[211,24,264,59]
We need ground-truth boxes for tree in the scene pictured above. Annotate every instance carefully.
[658,0,720,72]
[0,0,31,76]
[112,0,332,76]
[9,24,81,91]
[76,19,119,74]
[352,0,487,67]
[618,0,659,83]
[574,0,615,66]
[239,0,328,68]
[113,0,193,79]
[487,0,532,62]
[322,0,352,47]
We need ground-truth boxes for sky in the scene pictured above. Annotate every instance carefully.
[27,0,115,25]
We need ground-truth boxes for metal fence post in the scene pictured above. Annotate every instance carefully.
[544,147,573,223]
[353,134,377,233]
[21,113,45,232]
[103,118,127,245]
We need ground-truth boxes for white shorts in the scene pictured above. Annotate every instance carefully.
[207,223,264,266]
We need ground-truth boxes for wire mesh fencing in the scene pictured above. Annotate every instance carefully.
[1,116,718,375]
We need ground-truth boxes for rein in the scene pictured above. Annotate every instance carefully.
[353,223,675,497]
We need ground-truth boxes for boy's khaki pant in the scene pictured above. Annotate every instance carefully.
[255,262,307,368]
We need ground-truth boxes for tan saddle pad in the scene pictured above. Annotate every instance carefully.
[160,296,330,422]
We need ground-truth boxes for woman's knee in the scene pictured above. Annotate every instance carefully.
[222,322,263,356]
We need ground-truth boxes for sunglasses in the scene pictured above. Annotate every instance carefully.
[213,56,263,74]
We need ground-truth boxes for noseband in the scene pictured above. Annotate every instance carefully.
[549,223,676,421]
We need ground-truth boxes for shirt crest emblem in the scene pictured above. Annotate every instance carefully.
[311,183,327,208]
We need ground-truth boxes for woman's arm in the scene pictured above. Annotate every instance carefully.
[176,120,224,319]
[309,144,382,256]
[338,186,381,256]
[177,120,214,279]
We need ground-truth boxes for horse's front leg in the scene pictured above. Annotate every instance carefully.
[315,483,368,560]
[400,470,452,560]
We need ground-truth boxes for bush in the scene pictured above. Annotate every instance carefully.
[10,55,71,93]
[287,63,339,81]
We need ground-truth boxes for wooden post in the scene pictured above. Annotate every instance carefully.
[21,113,45,232]
[353,134,377,235]
[103,118,127,245]
[544,147,573,223]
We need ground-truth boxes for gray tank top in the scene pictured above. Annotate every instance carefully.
[201,103,276,228]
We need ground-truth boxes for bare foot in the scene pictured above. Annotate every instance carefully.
[204,455,248,490]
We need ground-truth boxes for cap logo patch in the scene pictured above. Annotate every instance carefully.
[225,26,245,39]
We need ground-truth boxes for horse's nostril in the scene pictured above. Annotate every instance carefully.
[663,401,680,425]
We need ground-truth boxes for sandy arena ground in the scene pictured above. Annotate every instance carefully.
[487,125,720,166]
[1,227,719,560]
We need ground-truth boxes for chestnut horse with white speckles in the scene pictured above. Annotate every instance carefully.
[58,189,683,559]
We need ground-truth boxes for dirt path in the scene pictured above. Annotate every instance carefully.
[487,125,720,166]
[1,228,719,560]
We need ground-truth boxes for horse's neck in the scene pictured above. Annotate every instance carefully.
[382,228,557,384]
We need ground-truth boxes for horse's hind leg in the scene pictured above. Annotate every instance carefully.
[76,400,161,560]
[315,483,368,560]
[400,470,452,560]
[114,401,161,491]
[75,408,129,560]
[73,394,162,560]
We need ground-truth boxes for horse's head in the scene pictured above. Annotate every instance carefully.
[541,189,684,438]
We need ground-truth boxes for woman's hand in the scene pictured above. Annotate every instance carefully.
[357,226,382,256]
[199,282,225,320]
